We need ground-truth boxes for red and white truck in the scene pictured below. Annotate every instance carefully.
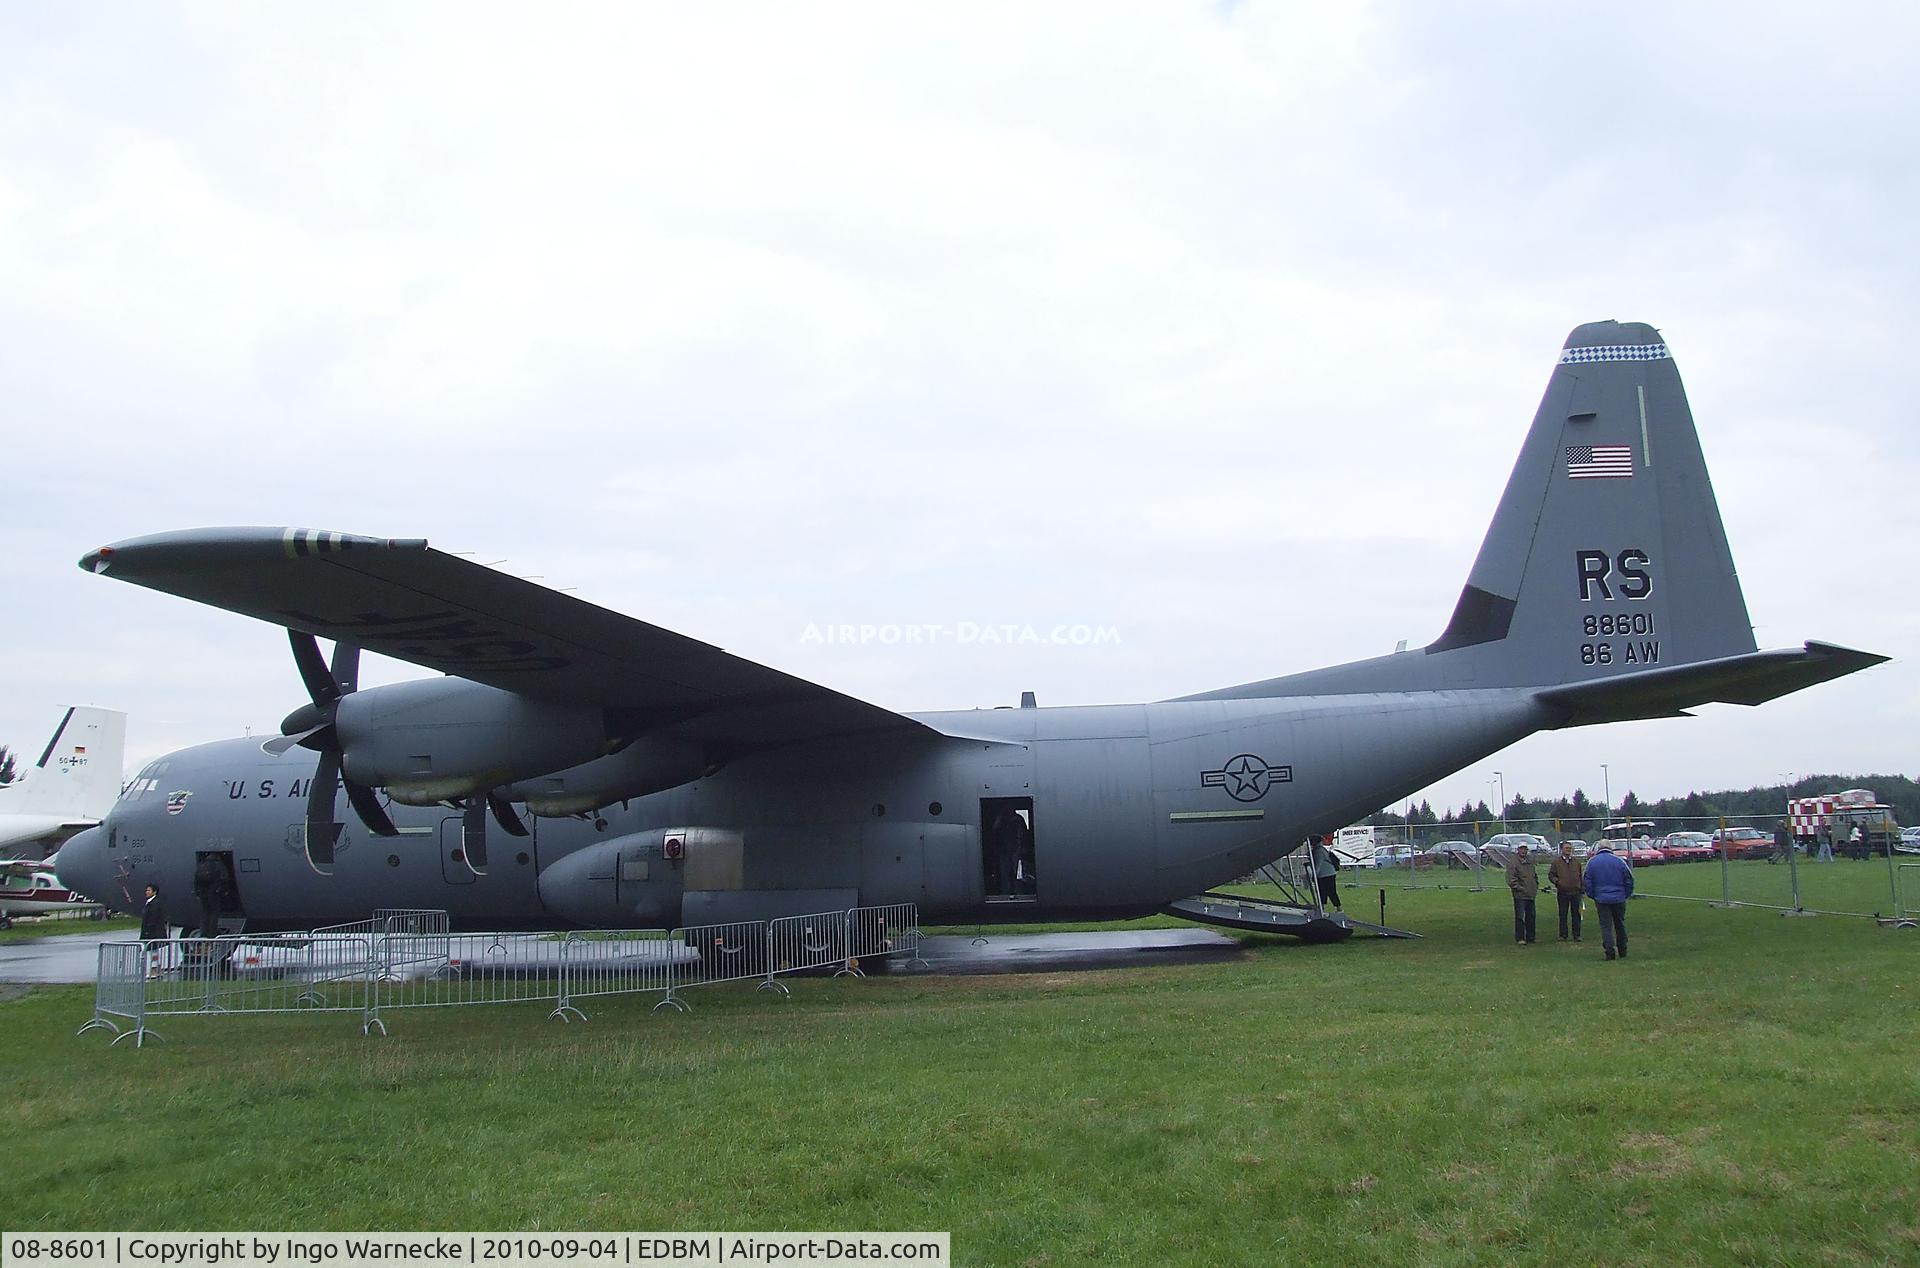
[1787,789,1900,858]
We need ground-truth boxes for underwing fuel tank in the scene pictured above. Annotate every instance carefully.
[536,831,690,927]
[505,737,710,817]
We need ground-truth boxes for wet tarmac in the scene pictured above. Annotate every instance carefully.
[0,926,1244,984]
[0,930,118,984]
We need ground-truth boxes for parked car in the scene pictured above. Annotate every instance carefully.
[1482,833,1551,869]
[1624,841,1669,866]
[1559,840,1594,860]
[1660,831,1716,863]
[1373,845,1437,869]
[1709,826,1775,860]
[1428,840,1483,869]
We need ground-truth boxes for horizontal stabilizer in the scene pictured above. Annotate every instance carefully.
[1533,642,1888,727]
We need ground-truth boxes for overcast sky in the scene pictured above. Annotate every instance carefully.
[2,2,1915,819]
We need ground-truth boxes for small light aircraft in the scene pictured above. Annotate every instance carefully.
[0,859,95,929]
[56,323,1884,934]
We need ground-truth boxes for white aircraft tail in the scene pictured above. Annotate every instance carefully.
[1,707,127,819]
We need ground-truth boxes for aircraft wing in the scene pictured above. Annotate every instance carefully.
[1533,642,1888,727]
[82,528,940,752]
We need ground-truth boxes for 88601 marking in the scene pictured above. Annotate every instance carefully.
[1582,612,1657,638]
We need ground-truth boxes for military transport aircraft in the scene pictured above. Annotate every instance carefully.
[56,322,1885,933]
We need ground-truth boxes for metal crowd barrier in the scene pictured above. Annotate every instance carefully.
[363,933,571,1035]
[841,903,928,977]
[669,921,773,1009]
[762,910,848,996]
[76,942,151,1046]
[78,904,926,1042]
[553,930,681,1021]
[315,908,451,938]
[1897,863,1920,928]
[76,933,379,1046]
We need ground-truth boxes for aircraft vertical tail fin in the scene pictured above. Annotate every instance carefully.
[1179,322,1886,710]
[1,707,128,819]
[1422,321,1757,686]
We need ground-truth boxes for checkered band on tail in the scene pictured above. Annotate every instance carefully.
[1559,344,1671,364]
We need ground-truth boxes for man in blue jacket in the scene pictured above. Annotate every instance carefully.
[1583,843,1635,960]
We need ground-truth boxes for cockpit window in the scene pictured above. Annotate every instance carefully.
[122,760,171,800]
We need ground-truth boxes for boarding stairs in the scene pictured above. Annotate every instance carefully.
[1165,858,1420,941]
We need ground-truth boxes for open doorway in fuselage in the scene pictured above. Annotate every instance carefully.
[980,796,1037,903]
[190,849,246,935]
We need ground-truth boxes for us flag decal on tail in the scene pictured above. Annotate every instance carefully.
[1567,445,1633,479]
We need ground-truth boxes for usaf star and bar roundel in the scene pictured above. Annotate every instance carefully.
[1201,754,1292,803]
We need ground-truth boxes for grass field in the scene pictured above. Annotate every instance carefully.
[5,872,1917,1266]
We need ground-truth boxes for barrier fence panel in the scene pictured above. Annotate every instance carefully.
[378,926,454,980]
[77,942,148,1045]
[555,930,679,1020]
[672,921,772,992]
[315,908,450,938]
[82,907,928,1042]
[763,910,849,995]
[158,935,380,1017]
[363,933,574,1034]
[843,904,927,975]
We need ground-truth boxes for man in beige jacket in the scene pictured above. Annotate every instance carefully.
[1547,841,1584,942]
[1505,843,1539,945]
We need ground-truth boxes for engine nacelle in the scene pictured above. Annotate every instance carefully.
[334,677,614,804]
[504,736,710,816]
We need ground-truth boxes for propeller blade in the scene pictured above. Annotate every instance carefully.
[304,750,343,875]
[288,629,341,705]
[486,790,530,838]
[344,779,398,838]
[461,799,490,876]
[262,724,329,756]
[329,640,361,695]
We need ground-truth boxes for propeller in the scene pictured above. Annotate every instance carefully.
[265,631,398,874]
[453,788,529,879]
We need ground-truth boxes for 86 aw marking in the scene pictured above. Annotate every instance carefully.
[1575,548,1658,666]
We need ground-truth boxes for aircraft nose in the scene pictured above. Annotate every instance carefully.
[55,826,110,905]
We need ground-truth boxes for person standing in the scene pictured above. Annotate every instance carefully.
[1584,842,1635,960]
[1310,836,1342,912]
[1548,842,1584,942]
[191,853,222,938]
[1817,827,1834,864]
[1848,823,1864,859]
[1505,843,1539,944]
[139,883,171,977]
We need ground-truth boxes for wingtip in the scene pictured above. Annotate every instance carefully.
[77,528,431,577]
[1803,640,1892,671]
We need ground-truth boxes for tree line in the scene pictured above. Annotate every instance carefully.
[1368,774,1920,840]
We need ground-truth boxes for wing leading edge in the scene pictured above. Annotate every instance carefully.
[81,527,938,753]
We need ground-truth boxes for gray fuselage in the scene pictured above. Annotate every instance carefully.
[64,690,1550,931]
